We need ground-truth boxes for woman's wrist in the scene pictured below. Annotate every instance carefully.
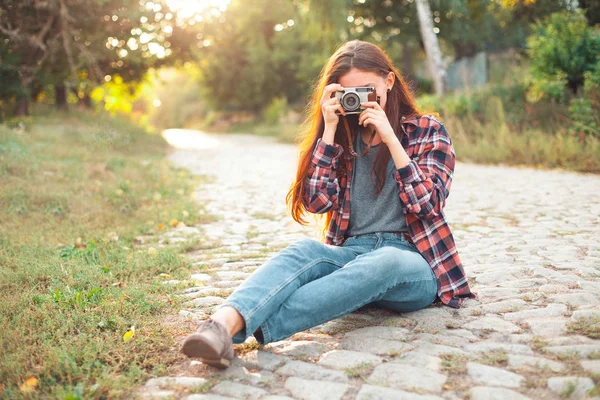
[388,139,411,169]
[322,125,337,145]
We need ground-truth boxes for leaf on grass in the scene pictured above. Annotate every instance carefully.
[169,219,178,227]
[159,273,172,279]
[20,377,38,393]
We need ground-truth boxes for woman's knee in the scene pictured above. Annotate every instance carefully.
[371,246,431,277]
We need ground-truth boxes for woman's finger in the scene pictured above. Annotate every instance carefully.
[321,96,340,108]
[360,101,383,111]
[321,84,343,102]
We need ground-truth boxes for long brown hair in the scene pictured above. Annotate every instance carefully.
[286,39,425,241]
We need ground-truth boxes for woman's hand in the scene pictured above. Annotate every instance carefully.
[320,83,346,130]
[358,101,398,145]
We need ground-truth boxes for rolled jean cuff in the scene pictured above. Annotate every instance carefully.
[214,300,253,344]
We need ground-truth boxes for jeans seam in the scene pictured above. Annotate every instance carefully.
[270,280,404,343]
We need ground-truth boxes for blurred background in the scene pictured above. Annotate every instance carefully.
[1,0,599,171]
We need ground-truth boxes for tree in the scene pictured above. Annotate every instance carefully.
[416,0,446,95]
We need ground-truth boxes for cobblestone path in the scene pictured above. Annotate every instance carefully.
[137,129,600,400]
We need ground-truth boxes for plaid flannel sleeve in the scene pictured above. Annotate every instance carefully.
[302,137,344,214]
[393,122,455,221]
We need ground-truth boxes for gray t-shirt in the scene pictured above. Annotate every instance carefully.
[347,128,408,236]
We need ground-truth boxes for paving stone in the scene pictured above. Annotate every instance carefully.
[215,271,249,280]
[356,384,444,400]
[497,278,547,288]
[275,360,348,383]
[261,397,295,400]
[390,351,442,372]
[145,376,209,388]
[416,332,472,348]
[467,362,524,388]
[190,273,213,282]
[317,350,384,370]
[465,341,534,356]
[474,287,521,300]
[413,341,469,357]
[339,336,413,356]
[580,360,600,374]
[571,309,600,321]
[444,328,479,341]
[469,386,531,400]
[210,381,268,400]
[404,307,455,332]
[264,340,331,359]
[503,304,568,321]
[284,376,349,400]
[525,318,567,336]
[237,350,288,371]
[475,270,518,285]
[551,292,600,307]
[507,354,565,372]
[138,388,178,399]
[186,296,225,307]
[182,395,238,400]
[481,299,528,314]
[343,326,410,341]
[367,364,448,393]
[538,284,570,294]
[543,344,600,358]
[463,316,521,333]
[547,377,594,399]
[210,364,276,386]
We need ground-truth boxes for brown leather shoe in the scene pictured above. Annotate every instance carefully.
[181,318,234,369]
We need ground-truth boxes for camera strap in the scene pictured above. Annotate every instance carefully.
[342,116,376,158]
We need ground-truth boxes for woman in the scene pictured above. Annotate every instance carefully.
[180,39,475,369]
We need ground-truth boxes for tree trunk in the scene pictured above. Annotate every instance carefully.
[79,92,92,109]
[55,84,68,110]
[402,41,416,92]
[14,98,30,116]
[415,0,447,95]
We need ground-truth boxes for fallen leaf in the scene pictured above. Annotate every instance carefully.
[169,219,178,227]
[19,377,38,393]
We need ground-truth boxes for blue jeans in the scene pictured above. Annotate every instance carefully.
[213,231,438,345]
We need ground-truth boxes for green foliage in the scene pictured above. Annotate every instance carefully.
[526,9,600,100]
[568,64,600,140]
[263,96,289,125]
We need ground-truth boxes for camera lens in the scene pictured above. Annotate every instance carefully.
[341,92,360,111]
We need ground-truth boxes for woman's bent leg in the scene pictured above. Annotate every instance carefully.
[258,245,437,344]
[212,238,360,344]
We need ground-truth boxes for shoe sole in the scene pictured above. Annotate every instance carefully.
[181,334,231,369]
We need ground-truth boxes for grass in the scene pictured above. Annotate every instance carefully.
[0,111,213,399]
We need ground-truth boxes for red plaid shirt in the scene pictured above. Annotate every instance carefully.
[303,115,475,308]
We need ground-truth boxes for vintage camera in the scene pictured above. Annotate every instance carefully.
[334,86,380,115]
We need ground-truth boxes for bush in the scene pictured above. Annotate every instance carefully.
[263,96,288,125]
[526,10,600,100]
